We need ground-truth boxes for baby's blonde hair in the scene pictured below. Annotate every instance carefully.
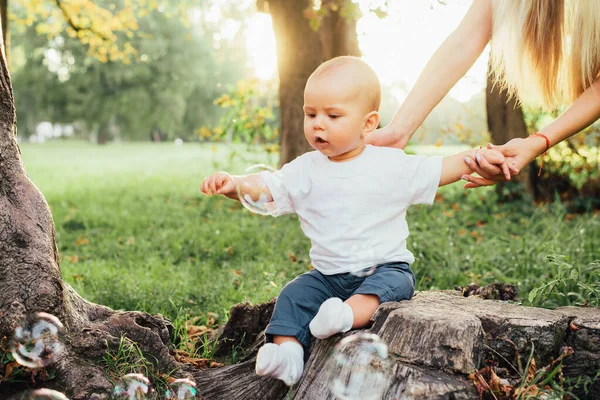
[309,56,381,112]
[490,0,600,109]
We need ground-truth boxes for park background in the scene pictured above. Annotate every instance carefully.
[4,0,599,371]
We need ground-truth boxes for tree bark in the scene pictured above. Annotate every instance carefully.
[266,0,360,166]
[195,290,600,400]
[0,26,188,400]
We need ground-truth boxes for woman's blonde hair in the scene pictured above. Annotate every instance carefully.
[489,0,600,110]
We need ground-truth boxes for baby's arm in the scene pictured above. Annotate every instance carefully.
[201,172,273,202]
[439,148,509,187]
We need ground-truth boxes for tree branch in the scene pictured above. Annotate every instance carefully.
[54,0,111,41]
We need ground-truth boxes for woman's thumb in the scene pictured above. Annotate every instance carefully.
[364,130,382,146]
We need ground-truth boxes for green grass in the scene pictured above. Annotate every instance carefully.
[20,141,600,327]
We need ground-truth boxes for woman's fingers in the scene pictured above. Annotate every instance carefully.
[488,142,522,174]
[364,126,409,149]
[464,156,494,179]
[463,181,482,189]
[475,151,504,177]
[363,129,387,146]
[461,174,496,188]
[499,161,512,180]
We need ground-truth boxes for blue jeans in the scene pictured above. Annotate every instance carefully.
[265,262,415,349]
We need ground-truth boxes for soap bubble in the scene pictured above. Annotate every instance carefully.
[349,243,378,277]
[10,312,66,369]
[327,333,392,400]
[165,378,197,399]
[113,373,151,400]
[236,164,277,215]
[10,389,69,400]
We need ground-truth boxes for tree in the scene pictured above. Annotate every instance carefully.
[0,21,193,399]
[261,0,361,166]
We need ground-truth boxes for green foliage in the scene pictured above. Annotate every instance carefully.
[199,79,280,166]
[20,142,600,327]
[103,336,151,379]
[10,0,246,140]
[11,0,143,63]
[304,0,363,31]
[208,79,279,146]
[527,254,600,307]
[103,336,174,397]
[303,0,395,32]
[435,114,490,148]
[524,107,600,190]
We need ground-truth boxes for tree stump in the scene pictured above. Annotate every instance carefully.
[194,291,600,400]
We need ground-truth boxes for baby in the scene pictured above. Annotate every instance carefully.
[201,56,508,386]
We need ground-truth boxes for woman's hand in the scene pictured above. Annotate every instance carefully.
[364,124,412,149]
[462,138,543,188]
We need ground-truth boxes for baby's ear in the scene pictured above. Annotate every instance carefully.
[362,111,379,136]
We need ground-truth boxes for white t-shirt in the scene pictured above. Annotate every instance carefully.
[262,145,442,275]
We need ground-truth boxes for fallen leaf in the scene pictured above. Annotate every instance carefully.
[75,237,89,246]
[526,357,537,383]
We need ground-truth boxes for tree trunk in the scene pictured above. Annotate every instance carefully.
[0,26,188,400]
[485,61,540,200]
[267,0,360,166]
[318,0,360,61]
[194,290,600,400]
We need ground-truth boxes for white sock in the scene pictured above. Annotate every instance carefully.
[309,297,354,339]
[255,342,304,386]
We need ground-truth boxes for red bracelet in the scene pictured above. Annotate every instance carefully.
[528,132,551,176]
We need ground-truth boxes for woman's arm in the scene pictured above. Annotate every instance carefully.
[366,0,493,149]
[463,77,600,187]
[538,78,600,148]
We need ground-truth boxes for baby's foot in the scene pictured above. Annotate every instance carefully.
[309,297,354,339]
[255,342,304,386]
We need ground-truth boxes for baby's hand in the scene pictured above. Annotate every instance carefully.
[201,172,236,196]
[475,148,512,180]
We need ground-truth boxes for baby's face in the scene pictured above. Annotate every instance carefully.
[303,77,369,162]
